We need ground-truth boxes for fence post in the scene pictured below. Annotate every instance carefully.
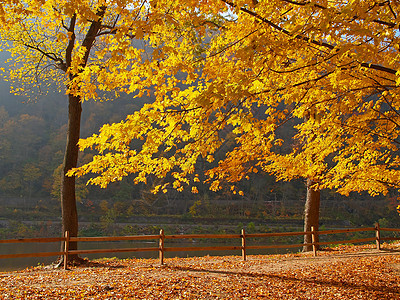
[241,228,246,261]
[159,229,165,265]
[375,222,381,250]
[311,226,317,256]
[63,231,69,270]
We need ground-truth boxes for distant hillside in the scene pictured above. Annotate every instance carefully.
[0,68,399,229]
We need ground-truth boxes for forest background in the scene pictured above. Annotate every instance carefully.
[0,60,399,240]
[1,0,400,242]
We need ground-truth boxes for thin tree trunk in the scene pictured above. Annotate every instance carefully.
[61,94,81,260]
[303,178,320,252]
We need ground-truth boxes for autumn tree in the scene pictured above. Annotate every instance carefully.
[69,0,400,251]
[0,0,184,261]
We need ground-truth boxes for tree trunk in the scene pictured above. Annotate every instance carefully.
[61,94,82,260]
[57,7,106,266]
[303,178,320,252]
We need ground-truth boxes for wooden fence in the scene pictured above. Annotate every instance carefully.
[1,223,400,270]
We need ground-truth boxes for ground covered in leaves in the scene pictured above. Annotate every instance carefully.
[1,244,400,299]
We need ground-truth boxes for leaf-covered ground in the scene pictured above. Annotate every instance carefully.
[1,244,400,299]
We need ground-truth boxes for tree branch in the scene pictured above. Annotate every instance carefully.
[220,0,398,75]
[65,14,76,73]
[23,42,65,71]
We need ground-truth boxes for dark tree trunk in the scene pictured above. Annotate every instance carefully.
[303,178,320,252]
[57,7,106,266]
[61,94,82,258]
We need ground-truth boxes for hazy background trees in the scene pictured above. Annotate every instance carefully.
[1,76,399,233]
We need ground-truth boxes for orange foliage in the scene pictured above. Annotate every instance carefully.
[67,0,400,198]
[1,244,400,299]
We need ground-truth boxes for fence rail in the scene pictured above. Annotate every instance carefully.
[0,223,399,269]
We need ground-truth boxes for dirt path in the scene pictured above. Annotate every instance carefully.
[1,244,400,299]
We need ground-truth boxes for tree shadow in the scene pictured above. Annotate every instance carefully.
[166,263,400,296]
[56,258,126,270]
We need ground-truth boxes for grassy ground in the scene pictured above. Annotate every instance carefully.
[1,244,400,299]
